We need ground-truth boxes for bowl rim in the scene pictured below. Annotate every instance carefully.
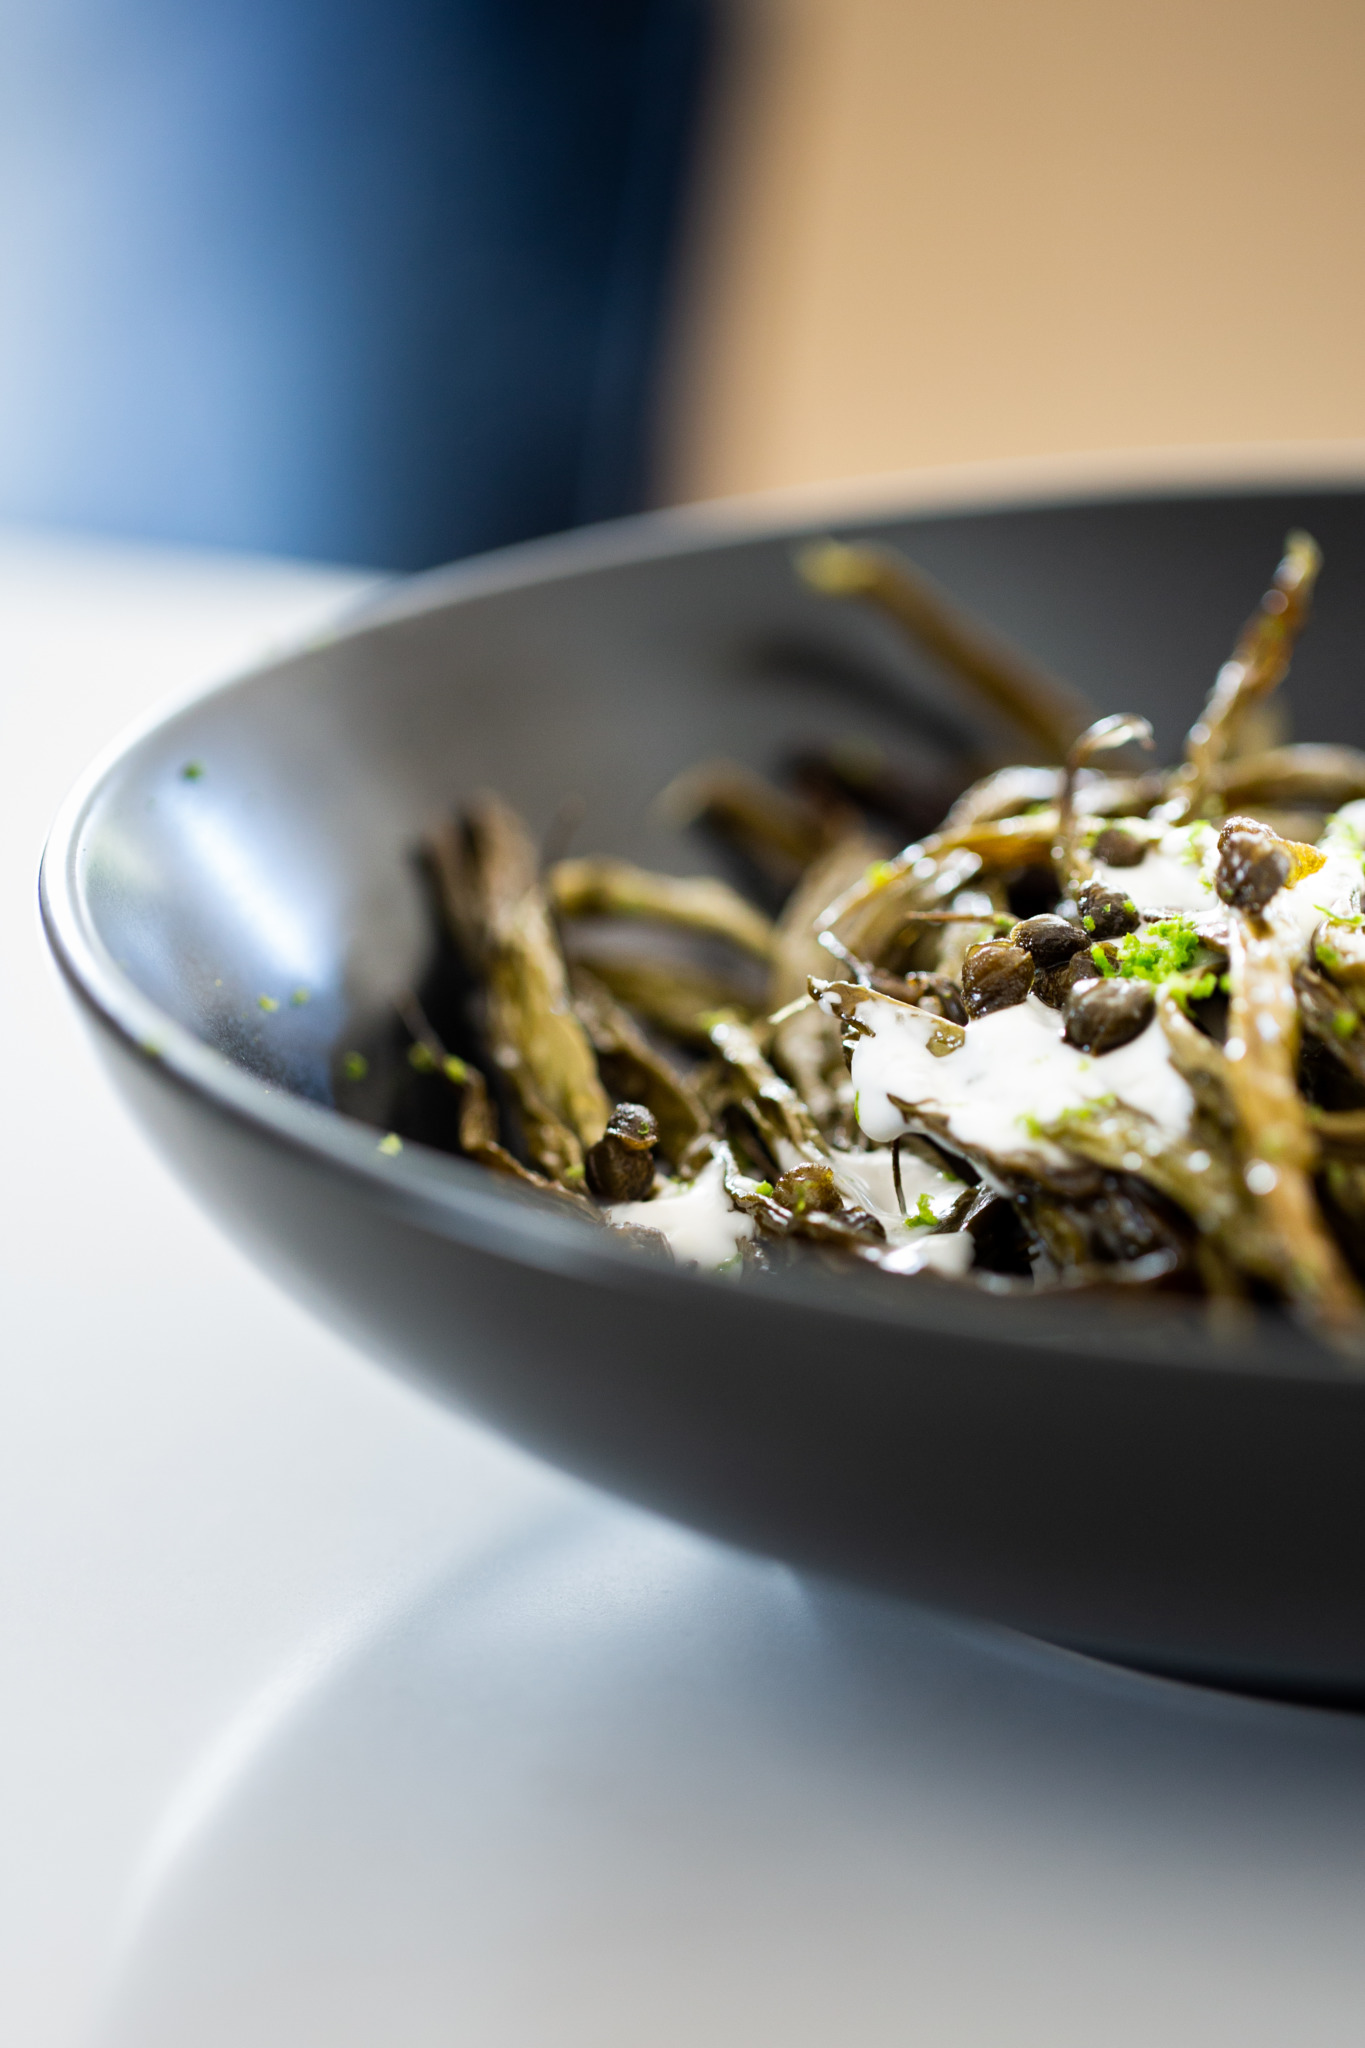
[39,442,1365,1388]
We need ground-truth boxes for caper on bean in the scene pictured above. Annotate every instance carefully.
[1215,816,1291,915]
[1062,977,1155,1054]
[1009,913,1090,969]
[771,1161,840,1214]
[1076,881,1141,940]
[1090,826,1147,867]
[585,1101,659,1201]
[961,940,1034,1017]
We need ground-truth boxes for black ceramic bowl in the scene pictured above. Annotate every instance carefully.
[41,465,1365,1699]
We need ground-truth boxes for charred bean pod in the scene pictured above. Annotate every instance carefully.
[830,1205,886,1241]
[867,969,968,1023]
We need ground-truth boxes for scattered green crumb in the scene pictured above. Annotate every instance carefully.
[1090,943,1117,977]
[139,1038,162,1059]
[257,994,279,1012]
[754,1180,774,1196]
[853,1090,861,1122]
[442,1055,468,1084]
[1123,898,1137,915]
[1317,940,1346,973]
[864,859,898,890]
[1023,1095,1115,1141]
[1112,916,1202,987]
[291,987,310,1006]
[1219,972,1231,993]
[562,1163,586,1183]
[716,1252,744,1275]
[377,1132,403,1156]
[912,1192,940,1227]
[1082,915,1096,932]
[408,1042,437,1072]
[342,1051,368,1081]
[1170,969,1218,1010]
[180,761,205,781]
[1334,1009,1360,1039]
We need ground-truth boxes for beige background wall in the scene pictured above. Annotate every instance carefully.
[664,0,1365,504]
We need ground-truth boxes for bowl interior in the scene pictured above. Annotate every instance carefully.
[72,485,1365,1150]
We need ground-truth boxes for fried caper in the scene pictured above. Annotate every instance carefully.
[1076,880,1141,940]
[771,1161,841,1214]
[1062,978,1155,1054]
[1009,913,1090,969]
[1090,826,1147,867]
[585,1101,659,1201]
[1215,816,1290,915]
[1034,942,1120,1010]
[961,941,1034,1018]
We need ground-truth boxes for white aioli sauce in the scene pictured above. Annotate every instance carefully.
[1090,812,1364,957]
[879,1233,976,1278]
[830,1145,961,1237]
[1274,804,1365,949]
[608,1149,754,1269]
[830,992,1193,1169]
[1090,821,1217,912]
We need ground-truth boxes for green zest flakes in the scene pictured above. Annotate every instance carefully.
[377,1132,403,1156]
[342,1051,368,1081]
[1101,916,1221,1012]
[1114,916,1201,983]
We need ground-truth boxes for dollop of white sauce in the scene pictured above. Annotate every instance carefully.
[1090,811,1365,958]
[608,1149,754,1269]
[1090,821,1217,912]
[1273,804,1365,951]
[836,992,1193,1168]
[878,1233,976,1278]
[831,1145,962,1237]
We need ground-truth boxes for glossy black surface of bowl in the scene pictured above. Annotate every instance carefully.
[41,478,1365,1697]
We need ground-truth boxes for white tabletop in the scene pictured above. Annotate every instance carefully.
[7,529,1365,2048]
